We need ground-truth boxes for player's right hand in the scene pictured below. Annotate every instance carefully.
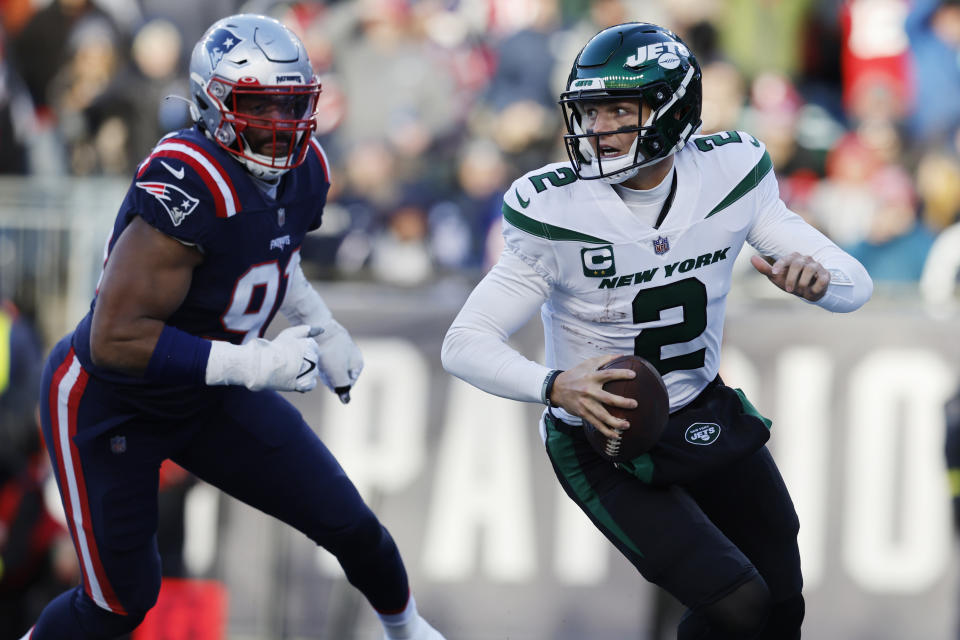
[550,354,638,438]
[205,325,323,392]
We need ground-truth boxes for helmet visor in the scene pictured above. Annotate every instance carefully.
[233,90,317,123]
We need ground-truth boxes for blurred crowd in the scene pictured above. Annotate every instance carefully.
[0,298,78,640]
[0,3,959,636]
[2,0,960,290]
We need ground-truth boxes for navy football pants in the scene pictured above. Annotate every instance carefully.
[31,336,408,638]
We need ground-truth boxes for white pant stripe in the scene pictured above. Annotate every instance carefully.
[56,356,110,611]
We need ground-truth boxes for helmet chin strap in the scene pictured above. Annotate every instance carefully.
[578,123,682,184]
[241,157,286,180]
[580,135,643,184]
[572,107,661,184]
[597,164,641,185]
[201,79,310,180]
[238,145,289,180]
[236,130,306,180]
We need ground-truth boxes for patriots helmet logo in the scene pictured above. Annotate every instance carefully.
[205,28,243,69]
[653,236,670,255]
[136,181,200,226]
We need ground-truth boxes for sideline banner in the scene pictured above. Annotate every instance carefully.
[205,286,959,640]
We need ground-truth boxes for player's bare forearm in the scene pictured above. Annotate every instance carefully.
[90,316,168,374]
[90,216,202,374]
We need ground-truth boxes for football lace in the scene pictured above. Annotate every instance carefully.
[604,428,624,457]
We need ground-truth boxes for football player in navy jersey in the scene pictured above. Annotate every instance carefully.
[22,14,445,640]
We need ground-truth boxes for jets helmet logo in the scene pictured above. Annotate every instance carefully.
[205,28,243,69]
[625,41,690,69]
[136,181,200,226]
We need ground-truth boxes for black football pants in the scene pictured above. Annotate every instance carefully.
[545,413,802,637]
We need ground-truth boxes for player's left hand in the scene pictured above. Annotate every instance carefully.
[751,252,830,302]
[312,319,363,403]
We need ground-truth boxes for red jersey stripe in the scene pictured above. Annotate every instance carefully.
[137,140,241,218]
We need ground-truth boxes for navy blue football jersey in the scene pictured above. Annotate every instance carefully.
[72,125,331,387]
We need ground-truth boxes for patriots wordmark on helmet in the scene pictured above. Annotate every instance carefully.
[135,182,200,226]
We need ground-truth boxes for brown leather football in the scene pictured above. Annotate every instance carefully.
[583,355,669,462]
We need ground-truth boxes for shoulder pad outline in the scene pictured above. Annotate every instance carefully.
[136,136,241,218]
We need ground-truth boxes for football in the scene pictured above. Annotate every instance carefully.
[583,355,669,462]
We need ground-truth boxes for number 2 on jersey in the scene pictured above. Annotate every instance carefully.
[632,278,707,376]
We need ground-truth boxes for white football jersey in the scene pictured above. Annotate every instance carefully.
[506,131,865,409]
[443,131,871,413]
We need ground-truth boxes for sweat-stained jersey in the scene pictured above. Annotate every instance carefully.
[492,131,867,412]
[71,125,331,390]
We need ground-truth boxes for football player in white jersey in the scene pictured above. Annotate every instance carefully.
[442,22,872,639]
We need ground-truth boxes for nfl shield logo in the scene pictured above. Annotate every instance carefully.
[110,435,127,454]
[653,236,670,255]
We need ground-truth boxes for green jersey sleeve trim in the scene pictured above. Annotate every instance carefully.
[502,202,611,244]
[705,151,773,218]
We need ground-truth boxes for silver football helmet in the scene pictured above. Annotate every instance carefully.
[189,14,321,179]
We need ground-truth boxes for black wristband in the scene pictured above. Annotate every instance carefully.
[543,369,563,406]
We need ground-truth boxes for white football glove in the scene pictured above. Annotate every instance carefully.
[313,319,363,403]
[205,325,323,392]
[279,261,363,403]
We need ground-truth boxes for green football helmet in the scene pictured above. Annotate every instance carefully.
[560,23,702,184]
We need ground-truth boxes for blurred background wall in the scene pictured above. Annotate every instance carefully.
[1,0,960,638]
